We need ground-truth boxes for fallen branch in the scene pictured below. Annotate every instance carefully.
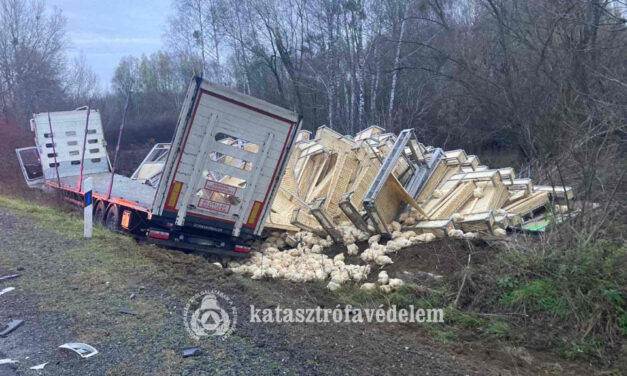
[453,253,472,308]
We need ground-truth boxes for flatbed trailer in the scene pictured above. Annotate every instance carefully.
[16,77,301,257]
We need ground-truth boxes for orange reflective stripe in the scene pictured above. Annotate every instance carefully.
[166,181,183,210]
[247,201,262,225]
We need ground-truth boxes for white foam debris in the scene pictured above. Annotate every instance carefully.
[0,287,15,296]
[30,362,48,370]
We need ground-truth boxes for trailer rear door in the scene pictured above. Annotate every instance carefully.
[15,147,44,188]
[153,78,300,237]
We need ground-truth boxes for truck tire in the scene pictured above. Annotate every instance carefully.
[105,204,121,231]
[94,201,106,225]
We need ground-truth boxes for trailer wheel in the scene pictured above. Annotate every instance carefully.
[104,204,121,231]
[94,201,106,225]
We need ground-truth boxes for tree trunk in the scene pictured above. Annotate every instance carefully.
[388,3,408,126]
[370,39,380,125]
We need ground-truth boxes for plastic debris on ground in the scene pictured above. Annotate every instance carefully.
[58,343,99,358]
[181,347,203,358]
[0,319,24,337]
[30,362,48,370]
[0,287,15,296]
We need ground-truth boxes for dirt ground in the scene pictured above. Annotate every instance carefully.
[0,197,594,375]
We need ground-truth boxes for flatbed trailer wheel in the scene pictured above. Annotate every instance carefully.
[94,201,106,225]
[105,204,121,231]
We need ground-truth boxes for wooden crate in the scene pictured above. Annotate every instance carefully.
[405,219,455,238]
[455,211,495,233]
[503,191,550,215]
[444,149,468,166]
[534,185,574,202]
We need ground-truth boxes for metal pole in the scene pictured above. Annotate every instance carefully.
[78,107,91,191]
[106,92,131,199]
[46,111,61,187]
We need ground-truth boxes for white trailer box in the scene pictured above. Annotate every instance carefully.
[152,78,301,238]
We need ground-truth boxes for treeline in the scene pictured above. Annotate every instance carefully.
[110,1,626,163]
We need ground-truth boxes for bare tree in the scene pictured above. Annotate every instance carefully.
[387,0,410,126]
[112,56,141,95]
[0,0,67,123]
[166,0,225,82]
[65,52,99,105]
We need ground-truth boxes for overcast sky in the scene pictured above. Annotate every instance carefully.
[46,0,171,89]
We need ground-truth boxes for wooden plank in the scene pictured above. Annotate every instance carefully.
[428,181,476,219]
[416,162,449,202]
[325,153,360,220]
[503,191,549,214]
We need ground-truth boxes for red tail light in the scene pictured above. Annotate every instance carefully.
[234,245,251,254]
[148,229,170,240]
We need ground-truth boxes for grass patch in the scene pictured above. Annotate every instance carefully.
[334,283,446,310]
[500,279,570,318]
[494,239,627,335]
[460,235,627,365]
[0,194,203,363]
[333,280,517,343]
[0,194,85,239]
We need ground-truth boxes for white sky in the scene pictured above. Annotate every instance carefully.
[46,0,171,89]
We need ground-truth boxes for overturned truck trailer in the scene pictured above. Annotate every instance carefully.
[16,77,301,257]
